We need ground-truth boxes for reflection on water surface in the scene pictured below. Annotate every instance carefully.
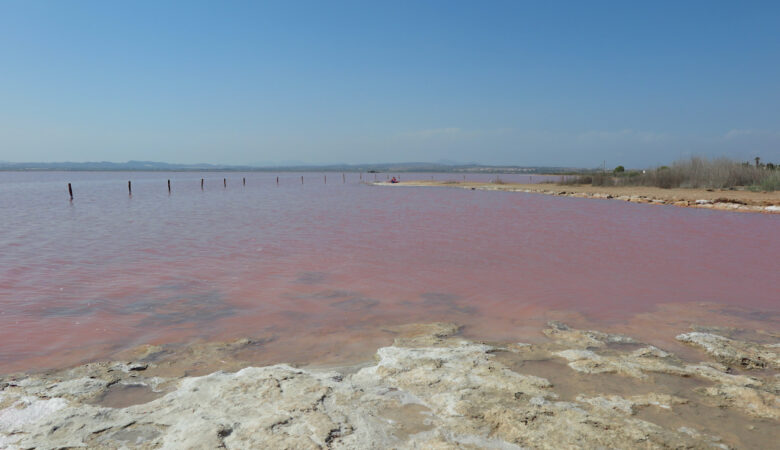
[0,171,778,373]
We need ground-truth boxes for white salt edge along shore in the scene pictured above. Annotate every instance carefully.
[374,181,780,214]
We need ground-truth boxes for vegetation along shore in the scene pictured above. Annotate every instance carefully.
[385,158,780,214]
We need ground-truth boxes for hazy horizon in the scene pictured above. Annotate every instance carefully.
[0,158,570,169]
[1,1,779,167]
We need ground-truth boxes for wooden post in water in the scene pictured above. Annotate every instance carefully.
[374,173,377,181]
[201,178,204,190]
[301,175,304,184]
[243,177,246,186]
[128,181,132,196]
[342,173,345,183]
[168,179,171,193]
[360,173,362,181]
[67,183,73,200]
[223,178,227,188]
[324,175,327,184]
[276,176,279,185]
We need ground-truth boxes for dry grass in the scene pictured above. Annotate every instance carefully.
[749,171,780,192]
[566,157,778,190]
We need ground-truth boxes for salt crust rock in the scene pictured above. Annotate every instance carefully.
[551,325,777,420]
[576,393,688,415]
[543,321,637,348]
[676,331,779,370]
[1,323,777,448]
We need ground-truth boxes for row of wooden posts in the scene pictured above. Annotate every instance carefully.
[66,173,408,200]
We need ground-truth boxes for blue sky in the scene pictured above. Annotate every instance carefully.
[1,1,779,168]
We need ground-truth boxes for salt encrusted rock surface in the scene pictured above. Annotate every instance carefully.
[1,323,777,449]
[543,320,637,348]
[576,393,688,415]
[676,331,780,369]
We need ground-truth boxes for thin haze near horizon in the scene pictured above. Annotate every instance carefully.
[1,1,779,169]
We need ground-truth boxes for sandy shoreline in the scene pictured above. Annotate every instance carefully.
[380,180,780,214]
[1,322,777,448]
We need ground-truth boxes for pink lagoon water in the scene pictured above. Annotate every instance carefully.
[1,171,778,373]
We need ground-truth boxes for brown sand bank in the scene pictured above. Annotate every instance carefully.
[385,180,780,213]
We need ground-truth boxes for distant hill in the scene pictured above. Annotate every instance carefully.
[0,160,253,171]
[0,160,578,174]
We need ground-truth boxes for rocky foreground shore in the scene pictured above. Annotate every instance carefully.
[1,322,778,449]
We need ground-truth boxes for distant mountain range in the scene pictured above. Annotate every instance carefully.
[0,160,578,173]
